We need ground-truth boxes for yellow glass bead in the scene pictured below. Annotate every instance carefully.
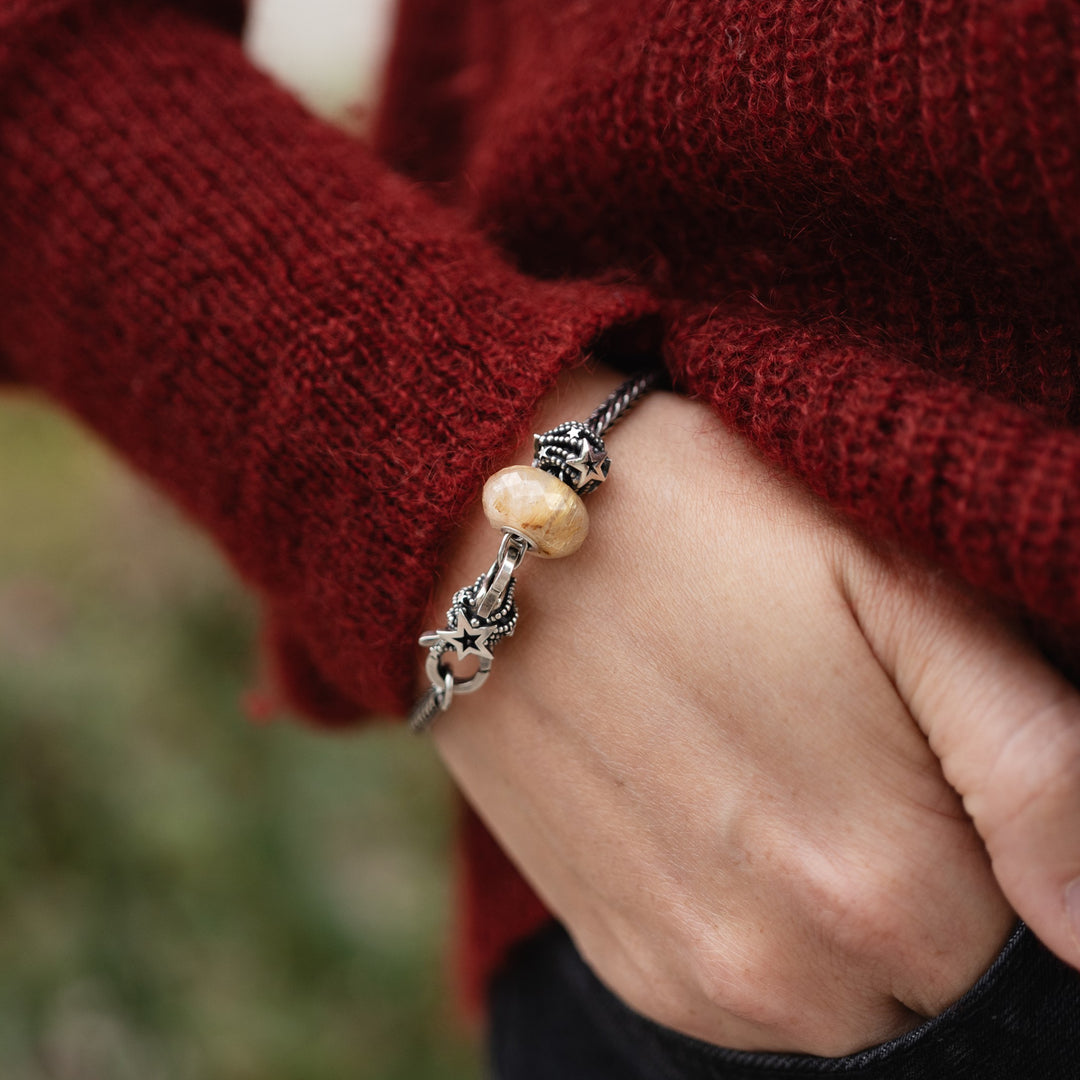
[482,465,589,558]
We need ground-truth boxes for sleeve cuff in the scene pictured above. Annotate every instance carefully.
[0,2,658,720]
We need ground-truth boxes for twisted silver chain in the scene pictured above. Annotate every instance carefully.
[586,370,663,438]
[409,682,445,732]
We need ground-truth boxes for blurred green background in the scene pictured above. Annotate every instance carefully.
[0,393,481,1080]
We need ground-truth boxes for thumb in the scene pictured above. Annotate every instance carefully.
[849,555,1080,972]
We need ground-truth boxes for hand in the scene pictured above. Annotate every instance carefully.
[423,367,1080,1056]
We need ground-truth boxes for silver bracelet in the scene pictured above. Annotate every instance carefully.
[410,371,661,732]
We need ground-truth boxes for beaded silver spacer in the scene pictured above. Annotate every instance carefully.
[532,421,610,495]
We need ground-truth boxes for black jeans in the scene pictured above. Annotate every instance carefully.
[488,923,1080,1079]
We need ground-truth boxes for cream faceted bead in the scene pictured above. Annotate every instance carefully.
[482,466,589,558]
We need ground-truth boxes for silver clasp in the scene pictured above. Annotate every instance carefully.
[475,531,530,619]
[411,535,527,732]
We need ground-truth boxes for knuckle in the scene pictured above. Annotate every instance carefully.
[684,925,832,1039]
[803,854,912,964]
[811,847,1012,1019]
[687,944,773,1021]
[687,941,897,1056]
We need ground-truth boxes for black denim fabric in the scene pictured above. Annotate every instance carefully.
[488,922,1080,1079]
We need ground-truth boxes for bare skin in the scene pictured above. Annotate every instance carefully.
[423,367,1080,1056]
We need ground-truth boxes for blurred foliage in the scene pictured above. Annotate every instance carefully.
[0,393,481,1080]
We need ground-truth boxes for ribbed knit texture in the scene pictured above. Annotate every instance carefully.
[4,0,1080,1010]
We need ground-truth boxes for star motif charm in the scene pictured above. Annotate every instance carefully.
[564,442,609,487]
[427,609,497,661]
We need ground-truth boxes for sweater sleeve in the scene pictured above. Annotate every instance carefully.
[667,305,1080,641]
[0,0,655,720]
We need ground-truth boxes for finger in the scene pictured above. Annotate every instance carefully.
[848,556,1080,972]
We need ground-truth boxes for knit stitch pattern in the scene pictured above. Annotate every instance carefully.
[0,0,654,719]
[380,0,1080,634]
[5,0,1080,1004]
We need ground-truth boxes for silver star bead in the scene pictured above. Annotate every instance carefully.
[420,609,498,661]
[563,442,610,487]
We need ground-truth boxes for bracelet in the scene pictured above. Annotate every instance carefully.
[409,371,662,732]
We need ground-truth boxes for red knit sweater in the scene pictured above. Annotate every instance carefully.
[4,0,1080,1003]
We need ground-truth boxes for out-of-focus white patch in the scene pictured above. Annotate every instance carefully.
[243,0,397,129]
